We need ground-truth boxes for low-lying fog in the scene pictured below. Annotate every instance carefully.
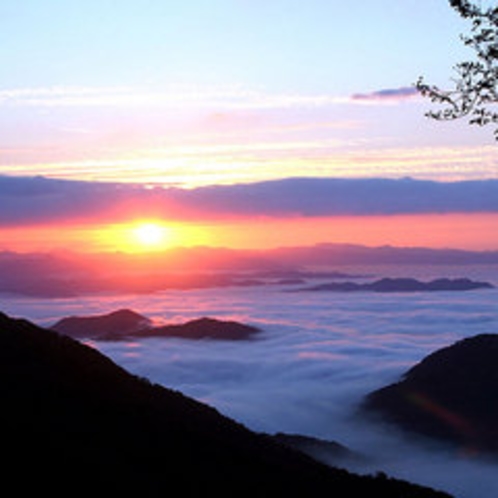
[3,265,498,498]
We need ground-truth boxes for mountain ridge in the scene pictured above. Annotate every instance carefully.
[293,277,494,293]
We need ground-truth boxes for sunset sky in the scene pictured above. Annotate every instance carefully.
[1,0,497,253]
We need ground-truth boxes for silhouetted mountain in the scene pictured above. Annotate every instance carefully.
[51,308,152,338]
[0,311,450,497]
[363,334,498,455]
[52,310,261,341]
[133,317,261,341]
[294,277,493,293]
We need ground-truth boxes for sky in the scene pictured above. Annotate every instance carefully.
[0,0,497,253]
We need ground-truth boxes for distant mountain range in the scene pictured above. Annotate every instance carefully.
[0,310,449,497]
[293,277,494,293]
[268,243,498,267]
[1,243,497,297]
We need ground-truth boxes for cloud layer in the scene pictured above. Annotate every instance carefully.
[0,84,412,110]
[3,280,498,497]
[1,175,498,226]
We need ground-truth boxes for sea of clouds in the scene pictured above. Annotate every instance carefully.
[2,265,498,498]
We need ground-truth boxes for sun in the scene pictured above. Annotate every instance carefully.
[134,223,165,246]
[91,220,213,253]
[132,222,170,249]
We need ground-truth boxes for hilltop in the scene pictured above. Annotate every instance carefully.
[363,334,498,455]
[51,309,261,341]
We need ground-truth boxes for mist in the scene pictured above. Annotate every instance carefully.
[2,265,498,497]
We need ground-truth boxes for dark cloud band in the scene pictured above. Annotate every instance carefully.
[1,175,497,226]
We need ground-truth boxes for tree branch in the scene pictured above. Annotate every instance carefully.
[417,1,498,140]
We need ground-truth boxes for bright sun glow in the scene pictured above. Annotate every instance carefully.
[133,222,169,248]
[91,220,213,253]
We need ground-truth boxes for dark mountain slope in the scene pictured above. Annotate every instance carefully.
[363,334,498,455]
[0,312,450,497]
